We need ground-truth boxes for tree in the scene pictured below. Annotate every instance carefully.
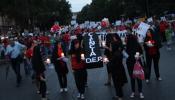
[0,0,72,30]
[77,0,175,23]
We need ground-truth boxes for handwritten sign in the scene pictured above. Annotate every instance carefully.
[136,22,150,37]
[83,32,103,69]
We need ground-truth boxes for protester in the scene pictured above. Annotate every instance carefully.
[51,41,68,93]
[69,39,86,100]
[109,34,127,100]
[159,20,169,42]
[104,33,113,86]
[32,41,47,100]
[126,34,144,99]
[62,32,70,56]
[144,29,162,83]
[5,38,26,87]
[23,42,33,76]
[165,24,173,50]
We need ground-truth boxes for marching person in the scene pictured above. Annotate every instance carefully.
[144,29,162,83]
[109,34,127,100]
[126,34,144,99]
[5,38,26,87]
[51,40,68,93]
[32,41,47,100]
[104,33,113,86]
[165,24,173,50]
[69,39,86,100]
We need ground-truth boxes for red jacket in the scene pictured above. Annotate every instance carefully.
[71,56,85,70]
[63,33,70,43]
[159,21,169,33]
[25,48,33,58]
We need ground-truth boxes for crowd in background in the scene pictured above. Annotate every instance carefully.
[0,15,175,100]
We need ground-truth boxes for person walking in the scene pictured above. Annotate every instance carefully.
[126,34,144,99]
[144,29,162,83]
[32,41,47,100]
[51,41,68,93]
[69,39,86,100]
[5,38,26,87]
[110,34,127,100]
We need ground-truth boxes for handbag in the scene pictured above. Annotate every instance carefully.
[132,60,145,80]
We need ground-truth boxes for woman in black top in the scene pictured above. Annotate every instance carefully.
[51,41,68,93]
[144,29,162,83]
[32,42,47,100]
[126,34,144,99]
[110,34,127,100]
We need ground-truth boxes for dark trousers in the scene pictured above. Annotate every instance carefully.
[23,58,32,76]
[56,73,67,88]
[161,32,167,42]
[130,77,142,93]
[85,69,88,84]
[37,73,47,98]
[145,53,160,79]
[112,74,123,98]
[74,69,86,94]
[11,57,22,84]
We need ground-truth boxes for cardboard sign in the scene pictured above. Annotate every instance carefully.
[83,32,103,69]
[85,21,90,28]
[90,22,96,28]
[138,17,146,22]
[71,20,76,25]
[147,17,153,23]
[161,17,166,21]
[115,20,122,26]
[136,22,150,37]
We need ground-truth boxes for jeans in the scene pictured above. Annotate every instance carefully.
[11,56,22,84]
[23,58,32,76]
[145,53,160,79]
[74,69,86,94]
[112,74,124,97]
[57,73,67,88]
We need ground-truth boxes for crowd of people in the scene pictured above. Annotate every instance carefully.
[0,15,175,100]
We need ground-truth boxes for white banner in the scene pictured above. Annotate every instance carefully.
[115,20,122,26]
[136,22,150,37]
[147,17,153,23]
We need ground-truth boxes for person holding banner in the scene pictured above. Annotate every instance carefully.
[144,29,162,83]
[109,34,127,100]
[51,41,69,93]
[126,34,145,99]
[69,39,86,100]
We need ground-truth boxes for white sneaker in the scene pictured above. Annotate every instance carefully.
[158,77,162,81]
[41,98,48,100]
[77,93,81,98]
[118,97,123,100]
[60,88,64,93]
[81,94,85,99]
[146,79,150,83]
[64,88,68,92]
[130,92,135,98]
[139,93,144,99]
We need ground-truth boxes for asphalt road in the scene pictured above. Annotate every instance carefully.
[0,46,175,100]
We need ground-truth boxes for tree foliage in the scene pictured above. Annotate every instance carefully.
[77,0,175,23]
[0,0,72,30]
